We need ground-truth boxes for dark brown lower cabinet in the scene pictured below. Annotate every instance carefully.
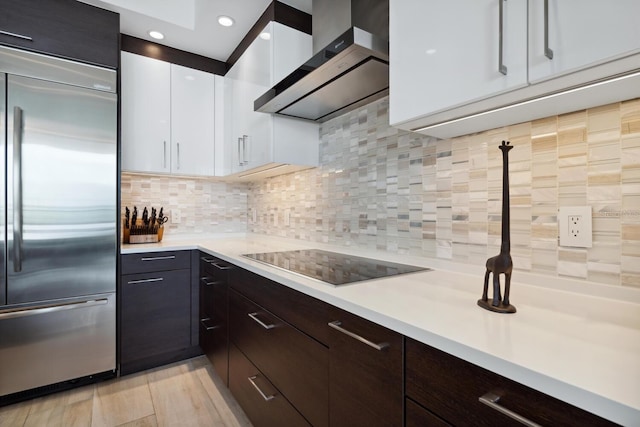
[327,307,403,427]
[405,337,617,427]
[199,254,232,386]
[229,344,310,427]
[120,269,191,375]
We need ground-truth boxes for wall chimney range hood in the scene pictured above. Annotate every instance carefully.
[254,0,389,122]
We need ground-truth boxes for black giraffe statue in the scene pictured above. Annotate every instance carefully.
[478,140,516,314]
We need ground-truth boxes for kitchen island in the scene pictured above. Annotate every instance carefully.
[122,233,640,426]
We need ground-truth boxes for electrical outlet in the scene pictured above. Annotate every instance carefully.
[252,209,257,223]
[284,209,291,226]
[171,209,181,224]
[558,206,592,248]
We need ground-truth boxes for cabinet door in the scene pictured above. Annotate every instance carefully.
[121,269,191,370]
[389,0,528,126]
[170,64,216,176]
[528,0,640,84]
[0,0,119,68]
[121,52,171,174]
[327,308,403,427]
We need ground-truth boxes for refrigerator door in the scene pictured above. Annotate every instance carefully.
[6,75,117,304]
[0,292,116,396]
[0,74,5,306]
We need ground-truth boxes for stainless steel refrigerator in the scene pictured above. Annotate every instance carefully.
[0,46,117,398]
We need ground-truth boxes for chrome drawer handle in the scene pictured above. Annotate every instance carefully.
[248,376,275,401]
[212,262,234,270]
[328,320,389,351]
[0,298,108,320]
[141,255,176,261]
[200,277,223,286]
[127,278,163,285]
[248,312,276,330]
[200,318,220,331]
[201,257,215,263]
[479,392,543,427]
[0,30,33,41]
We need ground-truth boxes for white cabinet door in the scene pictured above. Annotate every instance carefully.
[219,21,317,177]
[170,64,216,176]
[528,0,640,84]
[121,52,170,173]
[389,0,528,126]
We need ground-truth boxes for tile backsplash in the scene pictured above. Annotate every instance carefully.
[248,97,640,288]
[121,174,247,236]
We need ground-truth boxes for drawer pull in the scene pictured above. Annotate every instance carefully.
[200,318,220,331]
[248,312,276,330]
[127,277,163,285]
[328,320,389,351]
[212,262,233,270]
[0,30,33,41]
[479,392,543,427]
[200,277,223,286]
[141,255,176,261]
[201,257,215,263]
[248,375,275,401]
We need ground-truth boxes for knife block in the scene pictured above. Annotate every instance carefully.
[122,219,164,244]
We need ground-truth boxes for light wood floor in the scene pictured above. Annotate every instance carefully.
[0,356,253,427]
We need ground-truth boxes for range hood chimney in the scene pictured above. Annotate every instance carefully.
[254,0,389,122]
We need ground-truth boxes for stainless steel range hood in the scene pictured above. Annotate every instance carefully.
[254,0,389,122]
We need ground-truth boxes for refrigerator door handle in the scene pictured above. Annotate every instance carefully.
[0,298,109,320]
[13,106,24,273]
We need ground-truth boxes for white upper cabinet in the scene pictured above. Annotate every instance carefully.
[170,64,216,176]
[121,52,171,174]
[219,21,318,178]
[528,0,640,83]
[121,52,219,176]
[390,0,527,123]
[390,0,640,139]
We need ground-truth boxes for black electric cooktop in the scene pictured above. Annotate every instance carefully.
[243,249,429,286]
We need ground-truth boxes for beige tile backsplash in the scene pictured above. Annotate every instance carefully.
[120,97,640,288]
[248,97,640,288]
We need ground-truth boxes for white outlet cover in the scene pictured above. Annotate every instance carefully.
[558,206,593,248]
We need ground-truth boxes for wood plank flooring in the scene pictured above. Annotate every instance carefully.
[0,356,252,427]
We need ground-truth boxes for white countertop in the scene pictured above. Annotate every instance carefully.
[122,234,640,426]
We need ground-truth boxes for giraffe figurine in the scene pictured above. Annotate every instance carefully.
[478,140,516,313]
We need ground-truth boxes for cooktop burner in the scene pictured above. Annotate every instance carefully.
[242,249,429,286]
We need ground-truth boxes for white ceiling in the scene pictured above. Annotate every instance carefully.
[77,0,312,62]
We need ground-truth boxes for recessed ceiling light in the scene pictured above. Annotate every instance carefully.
[259,32,271,40]
[218,15,234,27]
[148,30,164,40]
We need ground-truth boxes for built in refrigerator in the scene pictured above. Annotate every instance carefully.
[0,46,117,399]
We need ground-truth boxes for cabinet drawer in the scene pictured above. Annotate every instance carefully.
[327,307,403,427]
[406,398,452,427]
[229,289,328,427]
[229,344,310,427]
[0,0,119,68]
[122,251,191,274]
[200,254,234,284]
[405,338,616,427]
[121,269,191,366]
[230,267,330,344]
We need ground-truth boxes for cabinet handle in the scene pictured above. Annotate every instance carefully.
[163,141,167,169]
[498,0,507,75]
[200,277,223,286]
[0,30,33,41]
[248,375,275,401]
[12,106,24,273]
[212,262,234,270]
[248,312,276,330]
[141,255,176,261]
[479,392,543,427]
[544,0,554,59]
[242,135,249,165]
[0,298,107,320]
[237,137,243,166]
[328,320,390,351]
[127,277,164,285]
[201,257,216,263]
[176,142,180,170]
[200,317,220,331]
